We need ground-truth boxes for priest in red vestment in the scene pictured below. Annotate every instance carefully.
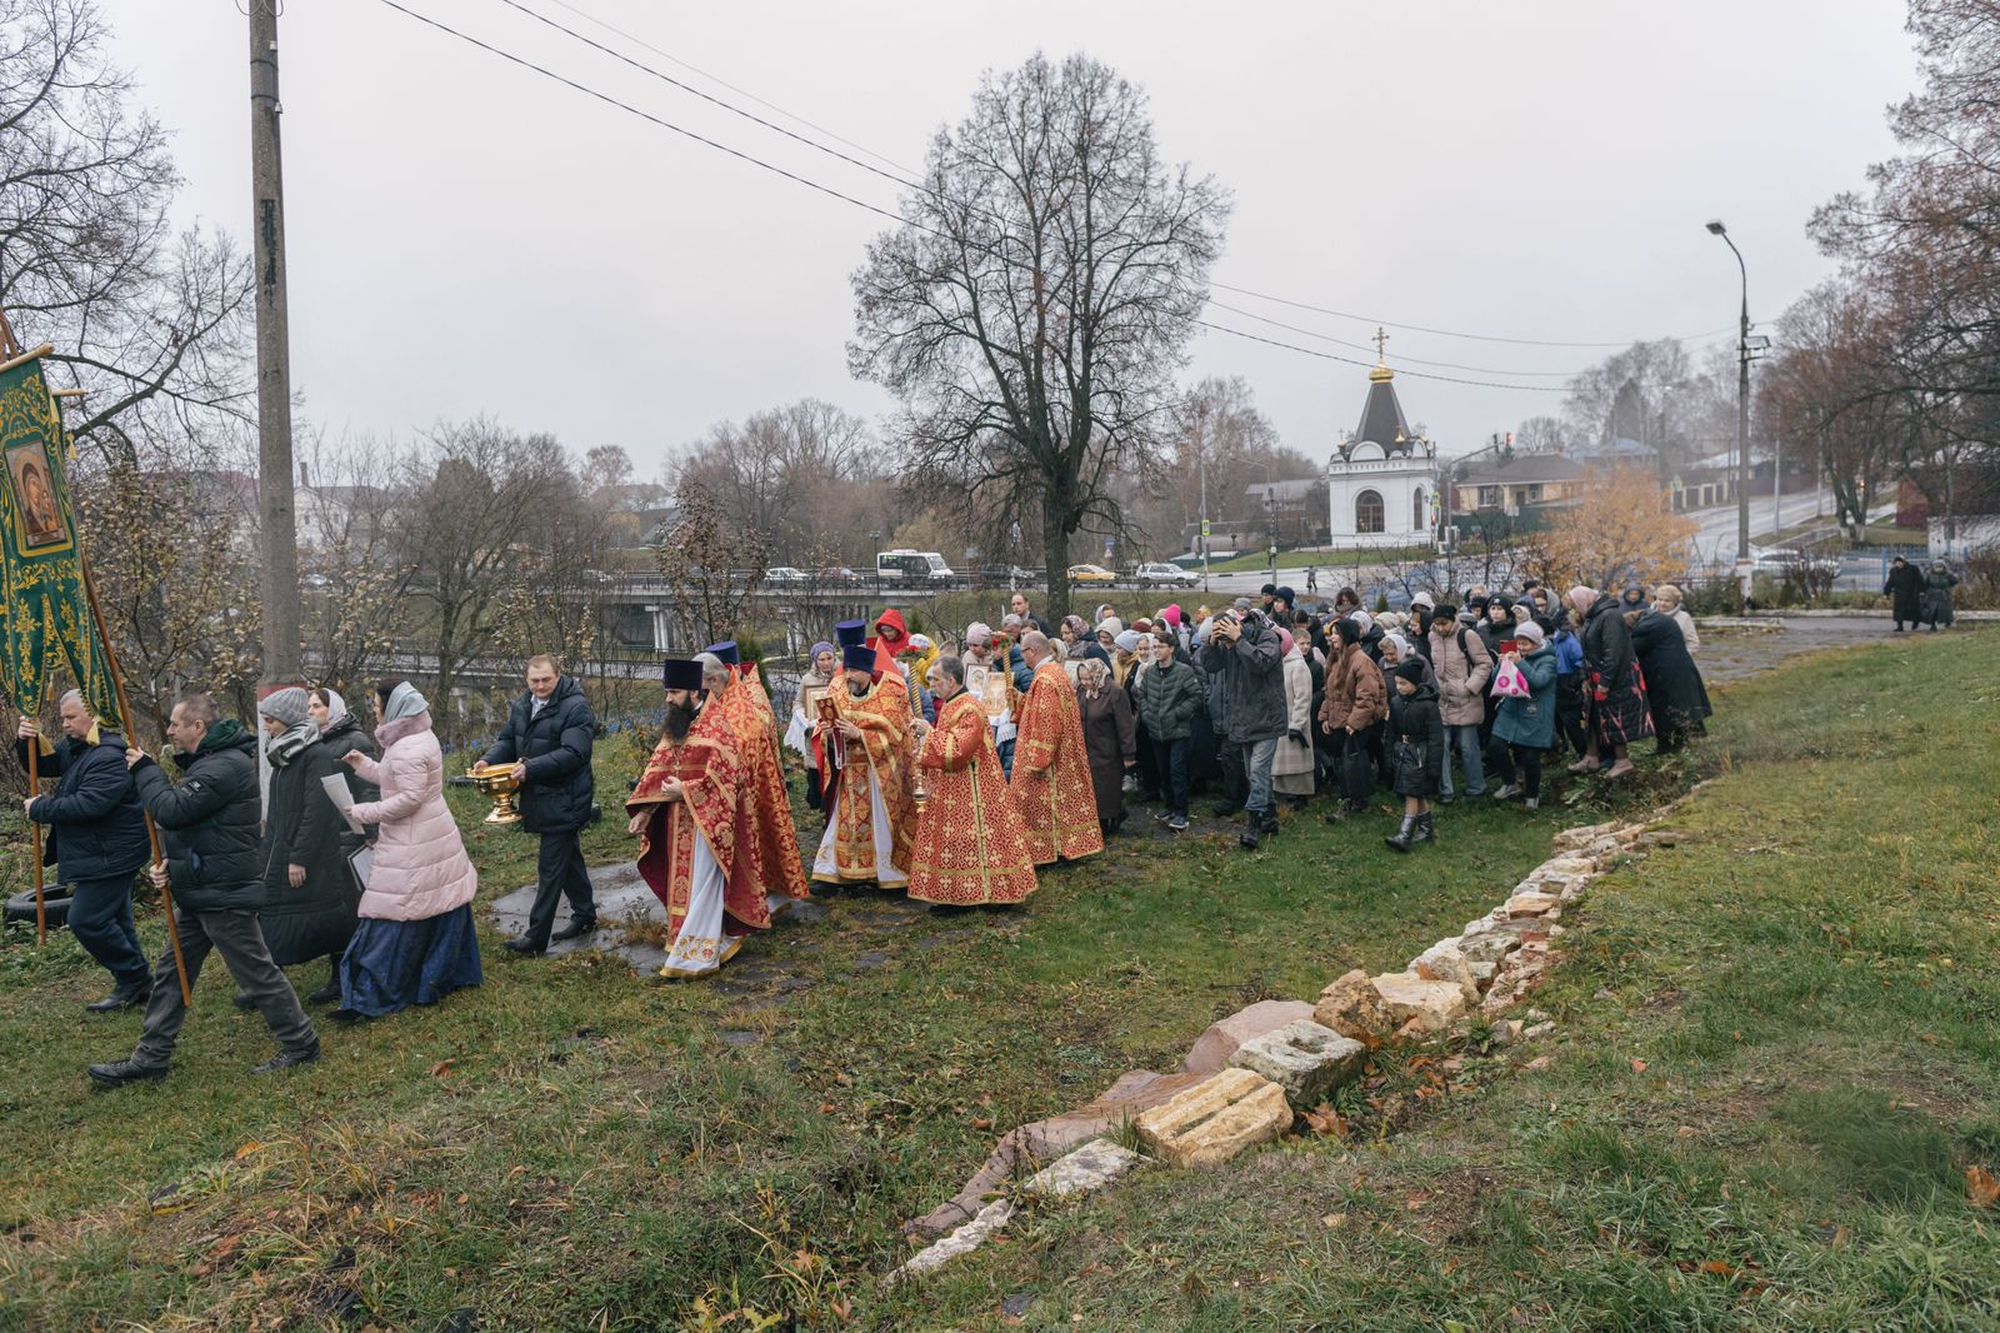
[1009,631,1105,865]
[626,658,771,978]
[700,643,810,909]
[811,642,916,888]
[908,656,1038,907]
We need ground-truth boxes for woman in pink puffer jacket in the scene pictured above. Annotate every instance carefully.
[333,679,483,1019]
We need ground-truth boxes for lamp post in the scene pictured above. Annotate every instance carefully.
[1706,220,1752,562]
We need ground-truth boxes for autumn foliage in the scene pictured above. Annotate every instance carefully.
[1518,465,1696,593]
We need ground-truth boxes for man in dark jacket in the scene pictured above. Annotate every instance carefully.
[1137,636,1206,831]
[18,691,153,1011]
[1200,605,1286,848]
[481,655,598,954]
[89,693,319,1086]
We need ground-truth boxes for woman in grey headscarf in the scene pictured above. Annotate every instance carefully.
[1075,657,1136,835]
[253,686,356,1005]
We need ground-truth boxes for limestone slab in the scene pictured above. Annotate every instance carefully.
[1313,969,1394,1047]
[1136,1067,1292,1168]
[886,1199,1015,1285]
[1370,972,1468,1032]
[1411,943,1483,1003]
[1228,1020,1366,1108]
[1183,999,1317,1075]
[1020,1138,1146,1202]
[1505,891,1560,918]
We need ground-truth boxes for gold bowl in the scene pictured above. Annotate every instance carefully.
[467,766,524,824]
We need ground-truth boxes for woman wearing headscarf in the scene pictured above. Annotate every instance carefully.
[1490,621,1559,809]
[1272,626,1316,805]
[252,686,355,1006]
[1628,604,1711,755]
[1923,561,1959,631]
[1074,657,1136,835]
[785,642,839,813]
[1567,586,1647,779]
[334,679,482,1020]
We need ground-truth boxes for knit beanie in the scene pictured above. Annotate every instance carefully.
[1395,659,1427,685]
[258,686,311,728]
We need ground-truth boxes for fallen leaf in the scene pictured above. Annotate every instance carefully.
[1675,1125,1697,1139]
[972,1117,994,1131]
[1320,1212,1347,1229]
[430,1060,454,1078]
[1697,1260,1737,1278]
[1523,1056,1554,1071]
[1968,1165,2000,1209]
[819,1101,838,1115]
[834,1071,854,1087]
[1631,1059,1648,1074]
[1301,1105,1349,1139]
[234,1141,263,1160]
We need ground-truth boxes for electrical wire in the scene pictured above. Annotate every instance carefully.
[1192,320,1569,393]
[1210,280,1733,350]
[1206,299,1584,378]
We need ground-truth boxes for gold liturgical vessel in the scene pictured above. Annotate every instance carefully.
[467,767,524,824]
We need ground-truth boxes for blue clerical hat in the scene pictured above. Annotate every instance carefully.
[834,619,868,648]
[842,643,878,673]
[703,640,740,666]
[662,658,705,692]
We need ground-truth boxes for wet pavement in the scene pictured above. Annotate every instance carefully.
[1695,615,1987,685]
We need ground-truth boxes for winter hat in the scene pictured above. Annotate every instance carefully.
[1164,605,1183,627]
[1566,585,1598,615]
[1275,586,1297,606]
[1114,630,1143,654]
[1334,617,1361,646]
[1277,627,1296,655]
[1231,597,1253,613]
[1515,622,1547,647]
[909,634,934,653]
[964,622,993,648]
[1410,591,1435,611]
[1395,659,1428,685]
[258,687,311,728]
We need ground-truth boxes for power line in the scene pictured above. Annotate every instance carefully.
[1193,320,1569,393]
[495,0,1738,360]
[1211,280,1734,350]
[1207,299,1584,378]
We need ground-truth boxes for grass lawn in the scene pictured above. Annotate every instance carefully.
[1,628,1993,1328]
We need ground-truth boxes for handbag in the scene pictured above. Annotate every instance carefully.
[1491,659,1531,699]
[1339,743,1376,800]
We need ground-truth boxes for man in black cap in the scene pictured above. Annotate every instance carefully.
[1272,586,1297,619]
[481,654,599,955]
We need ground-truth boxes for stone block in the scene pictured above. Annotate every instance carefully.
[1370,972,1468,1032]
[1314,969,1394,1047]
[1136,1068,1292,1168]
[887,1199,1015,1285]
[1411,943,1482,1003]
[1228,1020,1366,1108]
[1505,891,1560,918]
[1183,999,1317,1075]
[1020,1138,1146,1202]
[1458,932,1523,966]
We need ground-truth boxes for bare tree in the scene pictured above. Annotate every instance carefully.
[0,0,253,461]
[655,477,769,651]
[296,430,404,699]
[850,53,1229,616]
[674,398,888,564]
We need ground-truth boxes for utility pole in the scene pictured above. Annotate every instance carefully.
[1196,399,1211,594]
[251,1,300,684]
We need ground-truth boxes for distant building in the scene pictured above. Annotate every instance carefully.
[1323,345,1438,550]
[1448,452,1587,517]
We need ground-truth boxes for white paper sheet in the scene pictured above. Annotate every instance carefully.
[321,773,365,835]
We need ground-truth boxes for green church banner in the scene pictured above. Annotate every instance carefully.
[0,350,120,723]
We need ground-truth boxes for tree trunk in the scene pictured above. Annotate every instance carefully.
[1044,490,1072,620]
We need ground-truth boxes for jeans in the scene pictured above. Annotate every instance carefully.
[527,830,595,946]
[1158,737,1191,818]
[134,909,317,1067]
[1244,736,1280,815]
[1490,743,1544,799]
[1438,724,1486,798]
[67,873,150,990]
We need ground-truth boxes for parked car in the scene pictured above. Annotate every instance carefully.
[1133,561,1200,588]
[764,566,809,585]
[815,566,858,586]
[1067,563,1117,586]
[1749,545,1841,577]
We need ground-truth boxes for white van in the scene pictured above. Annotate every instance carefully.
[876,549,957,586]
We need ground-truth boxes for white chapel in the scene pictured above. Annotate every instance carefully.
[1324,333,1438,551]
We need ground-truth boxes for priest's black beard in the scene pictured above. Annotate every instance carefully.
[662,700,697,742]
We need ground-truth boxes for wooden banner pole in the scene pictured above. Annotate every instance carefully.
[26,714,45,946]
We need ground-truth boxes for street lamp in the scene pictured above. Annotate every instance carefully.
[1706,219,1752,564]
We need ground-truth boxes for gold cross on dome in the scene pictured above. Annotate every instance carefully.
[1373,327,1389,365]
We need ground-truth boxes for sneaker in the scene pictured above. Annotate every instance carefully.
[1167,814,1189,832]
[252,1047,321,1075]
[1152,809,1173,824]
[87,1058,169,1088]
[1524,797,1540,810]
[1492,783,1522,801]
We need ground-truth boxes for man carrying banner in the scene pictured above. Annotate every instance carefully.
[88,694,319,1085]
[1010,631,1105,866]
[17,692,152,1010]
[811,633,916,890]
[907,656,1038,909]
[627,658,770,978]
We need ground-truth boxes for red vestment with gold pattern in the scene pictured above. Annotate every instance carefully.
[627,701,770,974]
[810,675,915,886]
[1009,660,1105,865]
[714,667,810,904]
[908,690,1038,905]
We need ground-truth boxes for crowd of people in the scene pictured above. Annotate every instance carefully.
[18,576,1719,1081]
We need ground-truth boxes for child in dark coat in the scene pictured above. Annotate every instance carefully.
[1386,658,1444,852]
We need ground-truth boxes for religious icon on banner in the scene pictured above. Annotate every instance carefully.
[975,667,1010,721]
[799,683,832,725]
[6,439,70,553]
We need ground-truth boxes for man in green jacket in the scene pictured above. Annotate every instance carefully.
[1137,636,1206,831]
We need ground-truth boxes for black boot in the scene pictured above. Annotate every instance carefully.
[1412,813,1436,846]
[1385,815,1417,853]
[1240,813,1262,850]
[1259,808,1281,836]
[550,917,598,943]
[305,962,343,1006]
[88,1058,169,1088]
[86,978,152,1014]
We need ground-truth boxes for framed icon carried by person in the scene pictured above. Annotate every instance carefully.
[5,436,72,555]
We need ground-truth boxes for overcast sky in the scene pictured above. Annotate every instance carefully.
[103,1,1915,474]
